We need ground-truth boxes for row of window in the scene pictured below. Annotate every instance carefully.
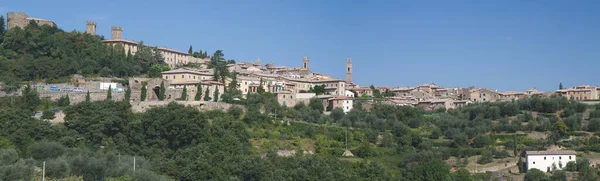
[164,75,207,80]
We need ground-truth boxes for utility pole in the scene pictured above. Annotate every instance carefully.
[42,161,45,181]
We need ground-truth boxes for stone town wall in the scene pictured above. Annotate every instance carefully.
[131,101,244,113]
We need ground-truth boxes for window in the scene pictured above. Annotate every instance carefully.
[283,95,286,98]
[559,156,562,160]
[290,96,293,99]
[544,157,546,160]
[484,93,486,96]
[165,76,168,79]
[173,76,175,79]
[193,76,196,79]
[533,161,535,164]
[569,156,572,159]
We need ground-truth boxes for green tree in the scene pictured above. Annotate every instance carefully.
[554,121,568,136]
[181,85,188,100]
[524,169,551,181]
[204,87,210,101]
[309,98,324,113]
[517,156,525,173]
[57,94,70,107]
[21,84,40,111]
[158,81,166,101]
[550,170,567,181]
[140,82,147,101]
[188,45,193,55]
[85,91,91,103]
[106,85,112,100]
[257,78,265,94]
[0,15,5,43]
[213,87,219,102]
[41,109,55,120]
[452,168,473,181]
[559,83,563,90]
[405,159,451,181]
[194,84,203,101]
[0,76,20,94]
[124,84,131,102]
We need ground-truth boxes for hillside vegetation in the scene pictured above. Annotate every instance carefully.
[2,85,600,180]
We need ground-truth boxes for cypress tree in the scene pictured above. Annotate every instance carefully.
[0,16,5,43]
[188,45,193,55]
[195,84,202,101]
[159,81,166,101]
[559,82,563,90]
[140,82,147,101]
[124,84,131,102]
[181,85,188,100]
[204,87,210,101]
[85,90,91,103]
[213,87,219,102]
[257,78,265,94]
[106,85,112,100]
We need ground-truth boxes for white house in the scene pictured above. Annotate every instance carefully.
[345,90,355,98]
[525,150,576,172]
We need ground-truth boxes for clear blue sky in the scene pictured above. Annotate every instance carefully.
[2,0,599,92]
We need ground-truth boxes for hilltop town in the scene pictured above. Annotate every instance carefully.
[2,11,600,181]
[5,12,599,114]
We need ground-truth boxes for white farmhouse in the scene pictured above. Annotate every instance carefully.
[526,150,576,172]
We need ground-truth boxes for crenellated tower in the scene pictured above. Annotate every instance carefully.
[86,21,96,35]
[111,26,123,40]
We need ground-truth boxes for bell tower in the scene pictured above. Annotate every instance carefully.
[302,56,309,69]
[346,57,352,83]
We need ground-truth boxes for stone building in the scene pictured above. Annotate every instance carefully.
[161,68,214,84]
[98,24,202,68]
[556,85,599,101]
[7,12,56,29]
[276,92,316,107]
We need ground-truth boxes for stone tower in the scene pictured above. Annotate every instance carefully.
[346,57,352,83]
[256,58,261,65]
[86,21,96,35]
[111,26,123,40]
[302,56,309,70]
[7,12,29,30]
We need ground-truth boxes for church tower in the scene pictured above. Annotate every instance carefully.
[302,56,309,70]
[346,57,352,83]
[86,21,96,35]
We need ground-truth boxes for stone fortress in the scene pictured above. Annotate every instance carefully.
[82,21,206,68]
[6,12,56,29]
